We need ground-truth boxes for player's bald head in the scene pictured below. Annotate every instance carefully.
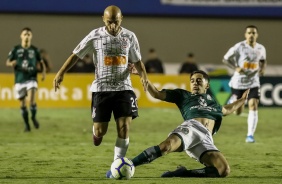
[102,5,123,36]
[103,5,122,19]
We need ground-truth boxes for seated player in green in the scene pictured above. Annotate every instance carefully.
[131,70,249,177]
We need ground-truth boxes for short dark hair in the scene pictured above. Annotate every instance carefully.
[21,27,32,33]
[245,25,258,32]
[190,70,210,82]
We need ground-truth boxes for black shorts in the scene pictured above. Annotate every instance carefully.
[231,87,260,100]
[91,90,138,122]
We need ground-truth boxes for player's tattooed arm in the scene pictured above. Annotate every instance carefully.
[128,62,139,75]
[53,54,79,91]
[259,59,267,76]
[58,54,79,74]
[147,80,166,100]
[223,58,248,75]
[222,58,237,69]
[134,60,148,92]
[222,89,249,116]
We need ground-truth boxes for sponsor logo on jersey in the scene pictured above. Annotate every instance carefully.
[121,33,128,37]
[199,96,207,107]
[104,56,126,66]
[28,50,34,58]
[121,38,129,48]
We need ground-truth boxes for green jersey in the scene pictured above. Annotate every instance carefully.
[163,88,223,134]
[8,45,41,83]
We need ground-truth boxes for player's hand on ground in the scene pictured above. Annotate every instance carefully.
[53,74,64,92]
[241,89,250,100]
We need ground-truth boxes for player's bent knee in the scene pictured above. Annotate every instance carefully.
[218,164,230,177]
[159,140,172,155]
[94,128,108,137]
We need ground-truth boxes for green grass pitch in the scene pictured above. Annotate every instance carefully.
[0,107,281,184]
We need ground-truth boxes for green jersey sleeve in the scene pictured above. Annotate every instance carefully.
[8,47,17,61]
[163,88,187,104]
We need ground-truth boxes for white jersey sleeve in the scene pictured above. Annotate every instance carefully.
[260,46,266,60]
[223,44,239,66]
[73,30,96,59]
[128,33,141,63]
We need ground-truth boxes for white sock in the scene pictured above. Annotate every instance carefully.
[114,137,129,160]
[247,110,258,136]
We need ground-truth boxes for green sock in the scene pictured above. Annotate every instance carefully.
[30,104,37,119]
[132,146,162,167]
[21,107,30,129]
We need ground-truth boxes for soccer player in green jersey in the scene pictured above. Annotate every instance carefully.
[6,27,46,132]
[130,70,249,178]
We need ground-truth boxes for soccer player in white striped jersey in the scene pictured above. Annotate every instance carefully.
[222,25,267,143]
[53,5,148,175]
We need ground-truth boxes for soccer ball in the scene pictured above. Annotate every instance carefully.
[110,157,135,180]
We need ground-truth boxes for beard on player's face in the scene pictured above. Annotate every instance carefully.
[105,23,121,36]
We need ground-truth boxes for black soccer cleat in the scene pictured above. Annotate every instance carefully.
[161,166,187,178]
[24,126,31,132]
[31,118,40,129]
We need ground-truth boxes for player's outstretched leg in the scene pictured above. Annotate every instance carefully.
[131,146,162,167]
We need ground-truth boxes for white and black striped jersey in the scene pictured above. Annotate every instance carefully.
[224,41,266,89]
[73,26,141,92]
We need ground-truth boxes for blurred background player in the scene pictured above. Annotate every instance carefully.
[179,52,199,74]
[222,25,267,143]
[6,27,46,132]
[144,48,164,74]
[53,5,148,177]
